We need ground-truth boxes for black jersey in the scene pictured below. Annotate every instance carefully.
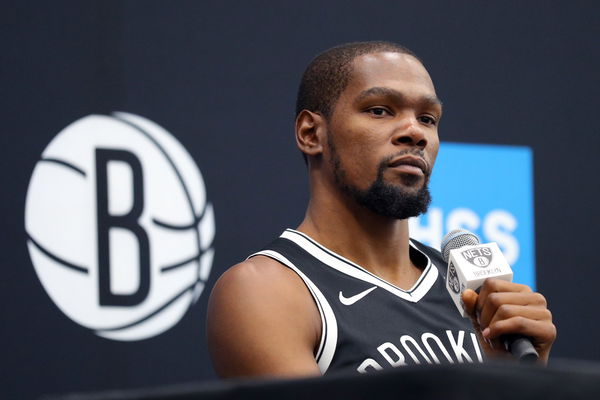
[250,229,484,375]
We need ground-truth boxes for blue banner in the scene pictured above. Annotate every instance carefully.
[410,142,535,289]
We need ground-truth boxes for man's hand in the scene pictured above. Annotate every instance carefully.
[461,279,556,363]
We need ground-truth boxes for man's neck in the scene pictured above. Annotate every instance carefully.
[297,187,423,290]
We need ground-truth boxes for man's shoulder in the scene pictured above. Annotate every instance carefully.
[214,255,302,294]
[208,254,320,333]
[207,254,322,378]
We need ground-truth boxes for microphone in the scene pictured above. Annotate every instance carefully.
[441,229,539,363]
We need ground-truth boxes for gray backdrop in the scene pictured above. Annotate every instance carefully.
[2,1,598,399]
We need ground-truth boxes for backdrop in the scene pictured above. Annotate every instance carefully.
[2,1,598,399]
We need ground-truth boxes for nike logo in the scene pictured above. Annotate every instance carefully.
[339,286,377,306]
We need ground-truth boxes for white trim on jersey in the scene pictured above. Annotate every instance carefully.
[249,249,338,374]
[280,229,439,303]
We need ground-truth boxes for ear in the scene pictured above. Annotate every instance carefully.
[295,110,326,158]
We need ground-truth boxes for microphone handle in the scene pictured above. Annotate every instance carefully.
[502,334,539,362]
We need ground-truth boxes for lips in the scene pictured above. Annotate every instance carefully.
[388,155,428,175]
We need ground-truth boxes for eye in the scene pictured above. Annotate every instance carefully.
[418,115,437,125]
[366,107,392,117]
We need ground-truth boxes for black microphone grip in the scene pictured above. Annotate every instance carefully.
[502,334,539,362]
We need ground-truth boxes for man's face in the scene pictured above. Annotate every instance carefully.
[325,52,442,219]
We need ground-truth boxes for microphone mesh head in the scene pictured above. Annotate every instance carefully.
[441,229,480,262]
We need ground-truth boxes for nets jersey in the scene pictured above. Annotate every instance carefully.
[250,229,484,375]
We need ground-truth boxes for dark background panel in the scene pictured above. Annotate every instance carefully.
[1,1,598,399]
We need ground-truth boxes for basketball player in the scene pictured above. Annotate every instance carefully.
[207,42,556,377]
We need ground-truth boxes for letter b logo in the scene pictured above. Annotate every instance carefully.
[25,113,215,341]
[96,149,150,307]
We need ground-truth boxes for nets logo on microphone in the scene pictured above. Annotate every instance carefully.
[25,112,215,341]
[410,143,535,289]
[461,247,493,268]
[447,262,461,293]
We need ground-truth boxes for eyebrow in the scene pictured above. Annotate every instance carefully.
[355,87,443,109]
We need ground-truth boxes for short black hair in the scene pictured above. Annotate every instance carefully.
[295,41,420,118]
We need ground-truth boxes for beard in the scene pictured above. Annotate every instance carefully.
[329,140,432,220]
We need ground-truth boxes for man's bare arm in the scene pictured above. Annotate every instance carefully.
[207,256,322,378]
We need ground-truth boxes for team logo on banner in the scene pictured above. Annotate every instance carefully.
[25,112,215,341]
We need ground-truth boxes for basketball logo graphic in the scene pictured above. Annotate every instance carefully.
[24,112,215,341]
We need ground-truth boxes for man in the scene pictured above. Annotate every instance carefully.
[207,41,556,377]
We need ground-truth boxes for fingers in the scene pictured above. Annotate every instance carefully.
[484,316,557,345]
[463,278,556,363]
[483,305,552,336]
[476,279,532,309]
[475,279,534,325]
[461,289,478,319]
[478,292,548,330]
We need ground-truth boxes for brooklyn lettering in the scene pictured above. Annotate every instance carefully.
[357,330,483,373]
[472,267,502,277]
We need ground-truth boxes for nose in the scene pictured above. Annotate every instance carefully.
[392,116,427,149]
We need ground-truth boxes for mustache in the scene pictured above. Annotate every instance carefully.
[380,149,430,175]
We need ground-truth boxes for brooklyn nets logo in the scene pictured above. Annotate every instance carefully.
[461,247,492,268]
[447,262,461,294]
[24,112,215,341]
